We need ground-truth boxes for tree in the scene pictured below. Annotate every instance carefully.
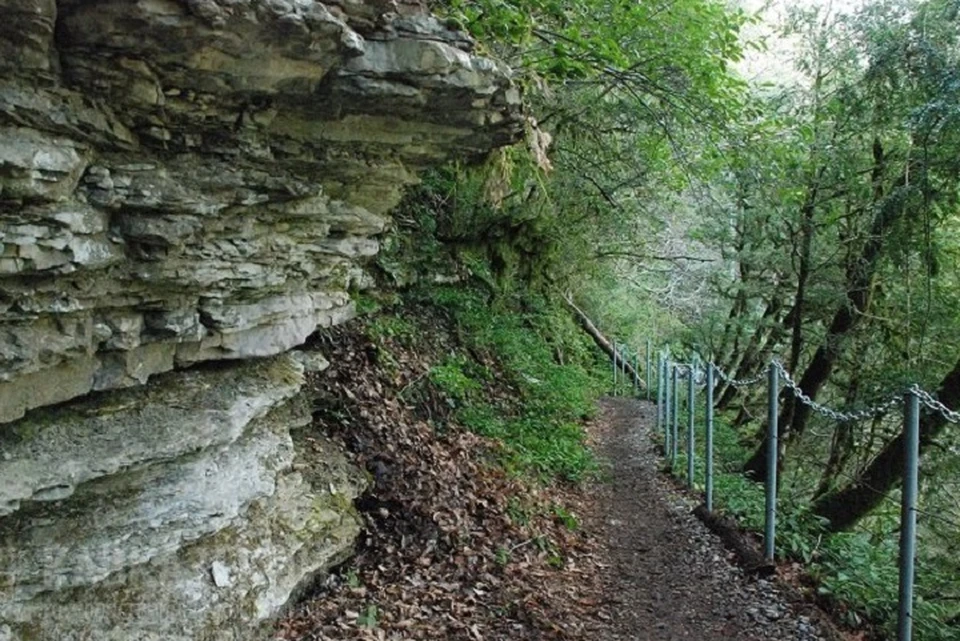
[811,356,960,531]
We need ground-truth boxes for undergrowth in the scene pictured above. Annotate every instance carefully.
[420,285,606,481]
[284,284,614,639]
[662,411,957,641]
[366,283,607,483]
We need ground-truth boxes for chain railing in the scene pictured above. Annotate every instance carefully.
[713,365,766,388]
[615,345,958,641]
[610,341,653,398]
[910,383,960,424]
[772,360,905,423]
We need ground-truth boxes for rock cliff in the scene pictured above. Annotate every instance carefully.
[0,1,521,638]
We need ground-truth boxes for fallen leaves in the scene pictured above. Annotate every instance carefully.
[275,308,609,640]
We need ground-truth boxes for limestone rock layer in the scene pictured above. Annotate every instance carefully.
[0,1,521,638]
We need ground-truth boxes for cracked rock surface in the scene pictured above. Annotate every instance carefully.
[0,1,521,638]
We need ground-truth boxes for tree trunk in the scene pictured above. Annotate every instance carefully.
[812,356,960,531]
[744,140,900,481]
[565,295,647,391]
[716,295,785,411]
[813,366,864,500]
[777,180,822,440]
[717,289,748,377]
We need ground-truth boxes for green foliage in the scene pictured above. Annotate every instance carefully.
[429,356,483,403]
[356,291,403,316]
[421,284,604,481]
[382,0,960,635]
[712,470,765,531]
[657,1,960,635]
[506,497,531,527]
[683,416,959,639]
[550,503,580,531]
[354,293,382,317]
[367,316,416,344]
[356,604,379,629]
[814,533,900,631]
[345,568,361,589]
[439,0,749,103]
[813,530,955,640]
[382,0,753,304]
[777,507,828,566]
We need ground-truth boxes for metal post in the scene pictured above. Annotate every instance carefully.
[646,339,652,400]
[687,364,695,489]
[705,363,715,512]
[764,362,778,562]
[612,341,617,392]
[634,351,640,395]
[664,361,672,457]
[671,365,680,467]
[647,356,663,434]
[655,355,662,433]
[898,392,920,641]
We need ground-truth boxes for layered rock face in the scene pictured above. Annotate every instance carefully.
[0,1,521,638]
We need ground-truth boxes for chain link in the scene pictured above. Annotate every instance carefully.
[658,351,958,425]
[909,384,960,424]
[772,360,903,422]
[693,367,707,386]
[711,363,766,388]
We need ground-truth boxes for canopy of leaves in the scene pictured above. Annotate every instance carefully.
[391,0,960,637]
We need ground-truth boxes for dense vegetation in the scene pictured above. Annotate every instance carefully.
[366,285,608,482]
[284,290,617,639]
[374,0,960,638]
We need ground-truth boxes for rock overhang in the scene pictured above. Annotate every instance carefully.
[0,1,521,638]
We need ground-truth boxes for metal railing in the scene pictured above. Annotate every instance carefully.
[609,340,654,400]
[610,344,959,641]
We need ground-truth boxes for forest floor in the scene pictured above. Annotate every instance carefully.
[586,398,842,641]
[275,313,845,640]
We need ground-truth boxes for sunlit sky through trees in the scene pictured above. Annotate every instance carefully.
[735,0,868,84]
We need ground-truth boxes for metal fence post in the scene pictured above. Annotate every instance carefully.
[655,355,662,433]
[672,365,680,467]
[898,391,920,641]
[706,363,715,512]
[648,356,663,434]
[764,362,779,562]
[612,342,618,393]
[634,350,640,395]
[646,339,652,400]
[687,364,695,489]
[664,361,672,457]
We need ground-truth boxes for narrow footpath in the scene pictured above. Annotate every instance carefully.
[584,397,840,641]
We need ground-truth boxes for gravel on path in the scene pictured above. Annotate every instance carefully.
[584,397,842,641]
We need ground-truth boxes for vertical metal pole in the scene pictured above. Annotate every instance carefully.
[705,363,715,512]
[664,361,672,457]
[646,339,652,400]
[664,357,669,423]
[671,366,680,467]
[661,357,668,430]
[612,342,617,392]
[687,364,695,488]
[655,356,662,433]
[764,363,778,562]
[634,351,640,395]
[898,392,920,641]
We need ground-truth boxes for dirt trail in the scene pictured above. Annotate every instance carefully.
[278,321,846,640]
[584,397,837,641]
